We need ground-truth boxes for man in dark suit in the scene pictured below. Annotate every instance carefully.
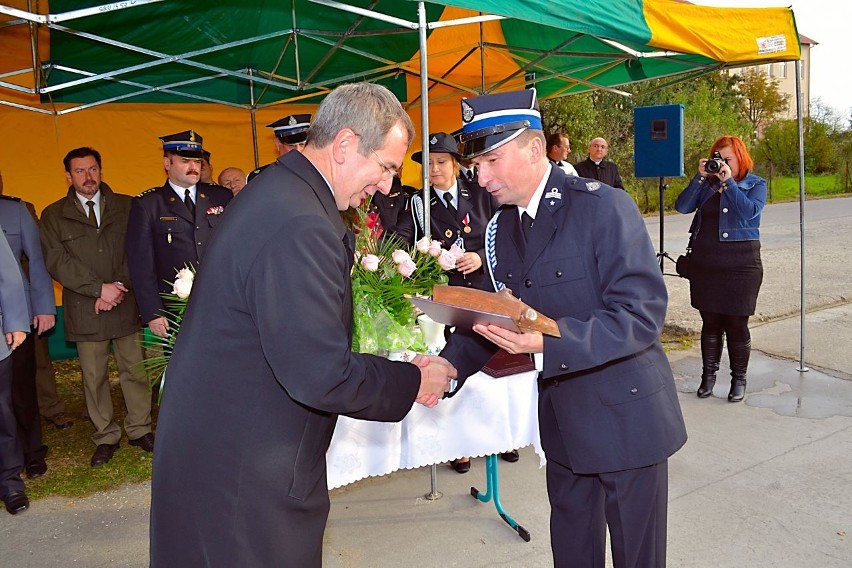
[441,89,687,567]
[41,147,153,467]
[126,130,232,338]
[149,83,456,567]
[0,192,56,479]
[0,224,30,514]
[247,113,312,182]
[575,136,625,189]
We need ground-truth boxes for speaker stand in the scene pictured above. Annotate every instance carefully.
[656,176,676,274]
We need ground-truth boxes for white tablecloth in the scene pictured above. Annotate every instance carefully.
[326,370,544,490]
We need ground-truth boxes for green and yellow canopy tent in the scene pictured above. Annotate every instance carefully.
[1,0,805,360]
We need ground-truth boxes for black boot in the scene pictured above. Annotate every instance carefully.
[727,340,751,402]
[697,332,723,398]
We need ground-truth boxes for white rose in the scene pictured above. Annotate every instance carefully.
[172,272,194,299]
[428,240,443,257]
[391,249,412,264]
[361,254,380,272]
[415,237,431,254]
[437,250,457,271]
[449,244,466,260]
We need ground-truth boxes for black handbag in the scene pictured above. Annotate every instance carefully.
[676,246,692,279]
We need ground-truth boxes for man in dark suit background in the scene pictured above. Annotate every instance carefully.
[150,83,456,567]
[0,223,30,514]
[441,89,687,567]
[125,130,231,339]
[247,113,312,182]
[575,136,625,189]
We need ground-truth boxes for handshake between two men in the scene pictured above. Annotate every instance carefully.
[411,354,457,408]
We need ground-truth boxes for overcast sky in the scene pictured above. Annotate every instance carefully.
[699,0,851,118]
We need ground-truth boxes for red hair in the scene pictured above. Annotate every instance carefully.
[710,135,753,181]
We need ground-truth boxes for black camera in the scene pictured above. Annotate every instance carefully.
[704,151,725,174]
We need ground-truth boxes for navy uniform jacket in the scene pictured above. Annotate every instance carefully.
[394,178,498,290]
[150,151,421,567]
[126,181,231,323]
[575,157,625,189]
[369,178,415,238]
[441,167,687,474]
[0,196,55,322]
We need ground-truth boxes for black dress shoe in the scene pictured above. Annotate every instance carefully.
[90,443,119,467]
[3,490,29,515]
[450,459,471,474]
[46,413,73,430]
[25,459,48,479]
[500,450,520,463]
[129,432,155,453]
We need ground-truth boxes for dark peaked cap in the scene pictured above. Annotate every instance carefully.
[458,88,542,159]
[160,130,204,158]
[267,114,312,145]
[411,132,462,164]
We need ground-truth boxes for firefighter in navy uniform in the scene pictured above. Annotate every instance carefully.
[247,114,311,183]
[368,173,417,240]
[394,132,497,291]
[126,130,232,338]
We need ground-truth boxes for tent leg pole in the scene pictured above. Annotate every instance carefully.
[795,59,809,373]
[418,1,431,238]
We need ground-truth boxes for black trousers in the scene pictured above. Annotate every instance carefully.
[0,356,24,498]
[547,458,669,568]
[11,331,46,463]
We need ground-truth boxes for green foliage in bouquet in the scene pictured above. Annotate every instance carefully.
[347,205,449,354]
[138,267,194,392]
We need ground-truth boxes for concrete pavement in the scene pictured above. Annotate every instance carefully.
[1,196,850,567]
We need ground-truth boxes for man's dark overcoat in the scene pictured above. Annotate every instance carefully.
[149,151,421,567]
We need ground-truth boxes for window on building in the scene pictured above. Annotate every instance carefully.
[767,63,774,78]
[778,63,787,78]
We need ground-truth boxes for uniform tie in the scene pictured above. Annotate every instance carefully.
[443,192,456,216]
[521,212,534,243]
[86,200,98,228]
[184,189,195,218]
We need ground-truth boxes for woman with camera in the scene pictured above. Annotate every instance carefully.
[675,135,767,402]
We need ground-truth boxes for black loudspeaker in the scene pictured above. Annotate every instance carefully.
[634,104,684,178]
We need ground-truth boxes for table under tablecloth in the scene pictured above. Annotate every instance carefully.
[326,369,544,490]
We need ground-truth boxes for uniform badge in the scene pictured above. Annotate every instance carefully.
[289,115,297,126]
[159,216,177,221]
[167,233,172,244]
[169,196,176,202]
[189,131,196,142]
[445,229,453,239]
[199,193,206,198]
[463,226,471,234]
[586,181,601,191]
[430,135,438,145]
[461,100,474,123]
[544,187,562,200]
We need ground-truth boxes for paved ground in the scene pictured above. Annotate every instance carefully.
[1,196,850,567]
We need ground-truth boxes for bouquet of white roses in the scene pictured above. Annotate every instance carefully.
[348,205,458,355]
[139,266,195,391]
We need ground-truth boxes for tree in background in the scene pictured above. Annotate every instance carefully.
[735,67,789,139]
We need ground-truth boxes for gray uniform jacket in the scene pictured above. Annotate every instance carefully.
[0,195,56,321]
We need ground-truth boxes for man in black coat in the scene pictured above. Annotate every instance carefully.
[125,130,231,338]
[149,83,455,567]
[574,136,625,189]
[442,89,686,567]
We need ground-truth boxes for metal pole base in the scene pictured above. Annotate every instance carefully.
[424,463,443,500]
[470,454,531,542]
